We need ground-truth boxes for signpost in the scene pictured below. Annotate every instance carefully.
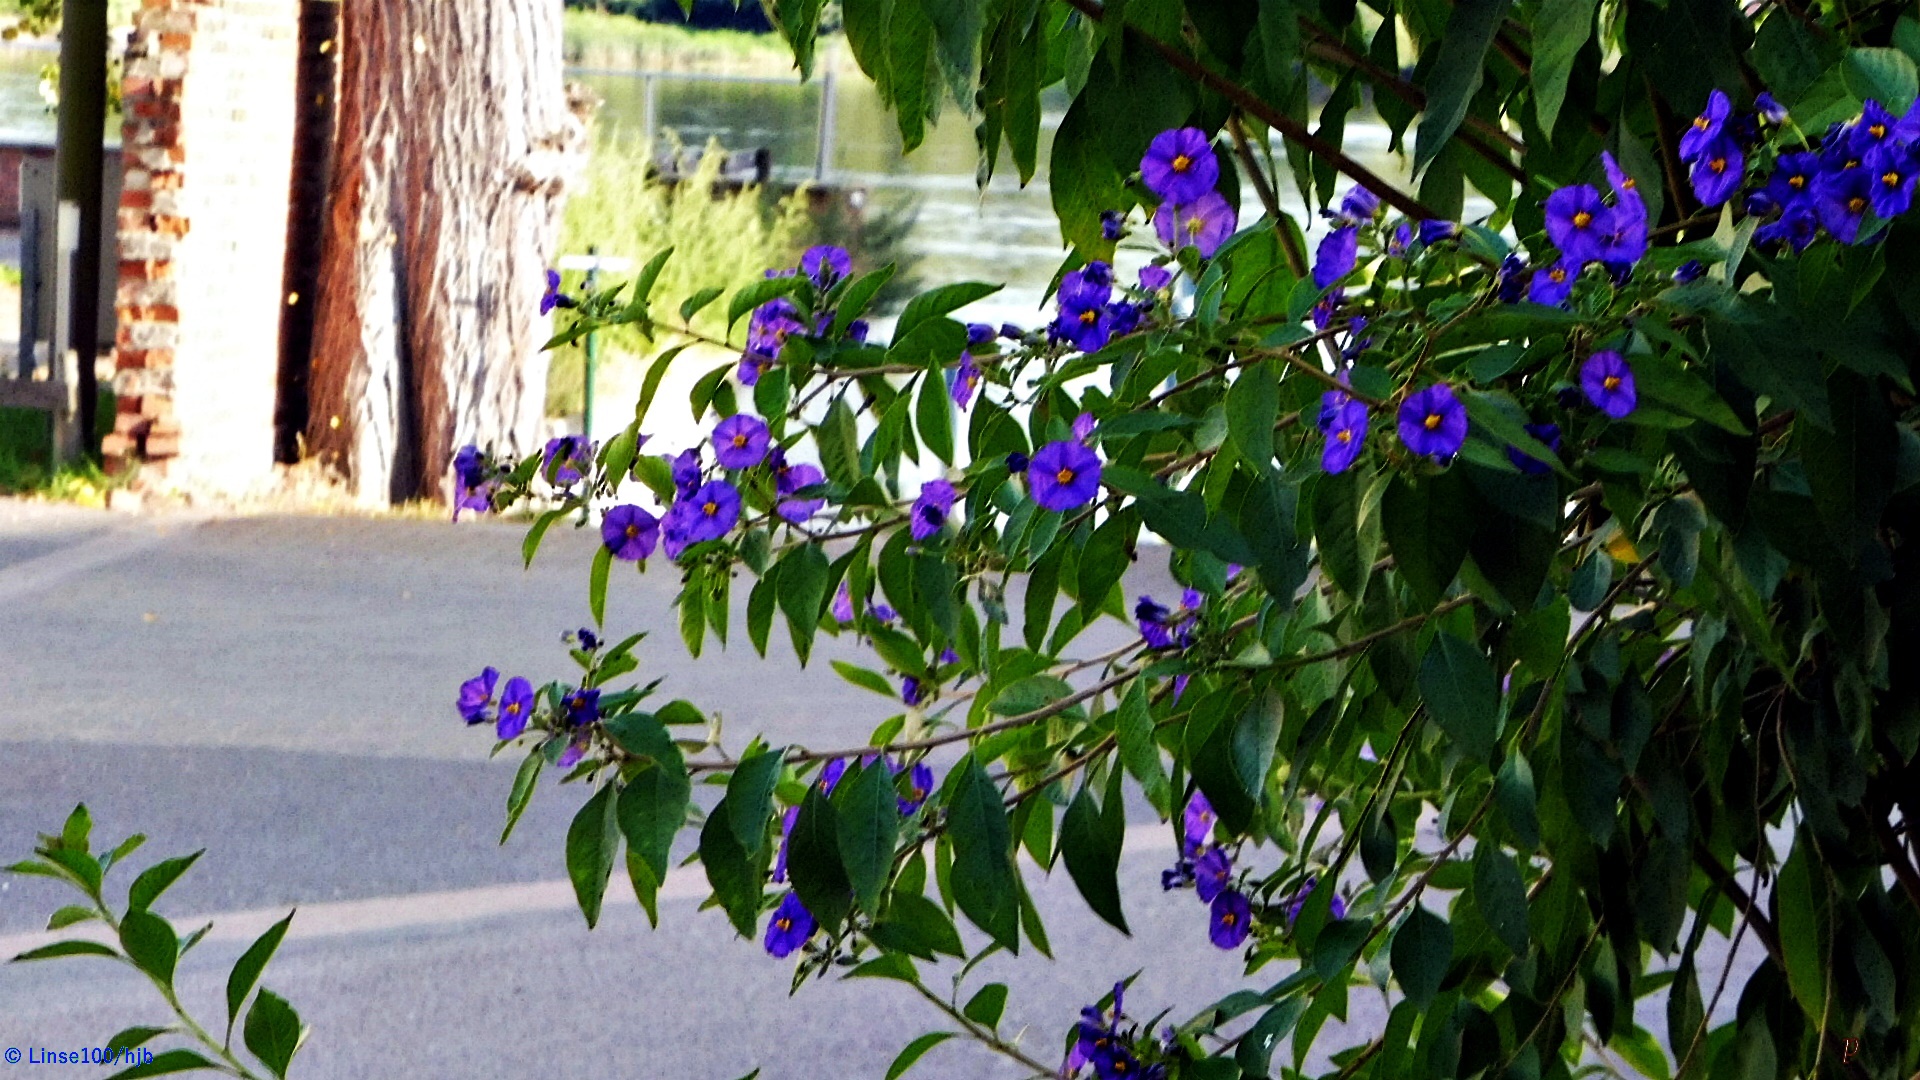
[555,250,633,442]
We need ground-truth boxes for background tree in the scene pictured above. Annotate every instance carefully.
[306,0,584,505]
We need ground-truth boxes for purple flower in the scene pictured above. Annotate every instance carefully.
[457,667,498,724]
[999,322,1024,340]
[1321,396,1368,473]
[1679,89,1732,162]
[1136,596,1175,649]
[902,676,926,706]
[576,628,600,652]
[1688,137,1744,207]
[1028,440,1102,512]
[800,245,852,287]
[563,687,600,727]
[831,582,854,623]
[819,759,849,795]
[1528,259,1579,308]
[1004,450,1029,474]
[497,676,534,740]
[542,435,591,488]
[1100,210,1125,241]
[1506,422,1562,475]
[1194,847,1232,903]
[1756,91,1789,125]
[1847,100,1906,159]
[772,805,801,883]
[1209,890,1252,949]
[557,737,589,769]
[663,480,741,556]
[775,462,825,524]
[1495,253,1531,303]
[1139,264,1172,292]
[602,504,660,561]
[670,447,702,497]
[736,350,772,387]
[1054,263,1115,352]
[713,414,770,470]
[1106,300,1143,337]
[1311,289,1345,329]
[872,602,897,623]
[910,478,957,541]
[1766,151,1820,211]
[1338,186,1381,224]
[1072,412,1098,442]
[1601,151,1646,218]
[1418,219,1458,246]
[1671,260,1706,284]
[1141,127,1220,203]
[764,892,816,957]
[1162,859,1195,891]
[452,445,493,520]
[1313,226,1359,289]
[1580,351,1637,418]
[1756,204,1821,252]
[1398,384,1468,461]
[1182,792,1215,853]
[1866,143,1918,219]
[1155,193,1237,257]
[539,269,574,315]
[950,351,980,409]
[1387,222,1413,257]
[847,319,870,343]
[962,323,994,348]
[897,762,934,815]
[1544,184,1610,264]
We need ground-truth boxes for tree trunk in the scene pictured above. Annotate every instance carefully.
[307,0,581,504]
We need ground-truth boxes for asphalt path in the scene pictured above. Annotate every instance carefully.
[0,503,1762,1079]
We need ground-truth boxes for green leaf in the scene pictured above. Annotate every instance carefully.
[727,274,803,333]
[1471,844,1530,954]
[777,544,831,666]
[963,982,1010,1028]
[501,753,543,845]
[831,265,897,337]
[1844,47,1920,113]
[1236,999,1307,1077]
[1415,0,1516,172]
[884,1031,956,1080]
[1419,633,1500,763]
[728,749,785,857]
[1494,752,1542,850]
[817,399,862,488]
[1115,682,1172,815]
[947,756,1020,951]
[589,543,612,628]
[869,892,966,959]
[101,833,147,874]
[104,1027,172,1054]
[225,910,294,1038]
[1382,472,1473,608]
[698,795,765,939]
[119,909,178,986]
[1226,363,1279,473]
[61,803,93,852]
[1668,947,1705,1061]
[243,987,302,1078]
[894,282,1003,341]
[565,783,621,929]
[788,783,853,932]
[1775,838,1827,1017]
[1311,469,1370,601]
[10,939,121,963]
[46,904,98,930]
[916,368,956,465]
[832,761,899,916]
[1531,0,1597,135]
[521,508,565,569]
[617,759,690,924]
[831,660,898,699]
[103,1050,223,1079]
[1390,906,1453,1011]
[1059,782,1128,934]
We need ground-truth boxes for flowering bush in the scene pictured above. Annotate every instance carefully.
[457,3,1920,1079]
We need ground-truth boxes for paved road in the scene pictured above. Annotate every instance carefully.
[0,502,1761,1079]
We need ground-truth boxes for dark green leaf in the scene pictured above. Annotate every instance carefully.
[10,939,121,963]
[589,543,612,628]
[832,761,899,916]
[243,987,301,1078]
[1419,633,1500,763]
[103,1050,222,1079]
[948,756,1020,951]
[776,544,830,666]
[104,1027,172,1054]
[1415,0,1516,171]
[118,909,177,986]
[1060,782,1128,934]
[699,795,766,939]
[1226,363,1279,473]
[1236,999,1307,1077]
[1390,906,1453,1011]
[916,368,956,465]
[226,911,294,1037]
[817,399,862,488]
[728,750,785,857]
[885,1031,956,1080]
[45,905,98,930]
[1115,682,1171,815]
[1494,752,1541,850]
[501,752,542,845]
[1471,844,1530,954]
[788,784,852,932]
[566,783,621,929]
[617,759,690,924]
[1531,0,1597,134]
[1383,472,1473,608]
[963,982,1009,1028]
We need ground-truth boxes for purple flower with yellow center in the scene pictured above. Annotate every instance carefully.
[910,478,957,540]
[1679,89,1732,162]
[1580,351,1637,418]
[1154,193,1237,257]
[601,504,660,561]
[1688,137,1744,207]
[831,581,854,623]
[1139,264,1172,292]
[663,480,741,557]
[1054,264,1115,353]
[670,447,702,497]
[764,891,816,958]
[1544,184,1610,264]
[1866,143,1918,218]
[713,414,770,470]
[1847,100,1905,159]
[1756,204,1821,252]
[1311,288,1345,329]
[542,435,590,488]
[1398,384,1468,461]
[775,463,825,524]
[563,687,600,727]
[1817,166,1875,244]
[452,445,493,520]
[1209,889,1252,949]
[897,762,934,815]
[1183,791,1215,854]
[496,676,534,740]
[539,269,574,315]
[1028,440,1102,512]
[1419,219,1458,246]
[457,667,498,724]
[1313,226,1359,289]
[1595,201,1647,266]
[800,245,852,287]
[950,351,981,409]
[1194,847,1232,903]
[1602,151,1645,217]
[1507,422,1562,476]
[1321,396,1368,474]
[1528,258,1579,308]
[736,350,772,387]
[1141,127,1220,203]
[1765,151,1820,211]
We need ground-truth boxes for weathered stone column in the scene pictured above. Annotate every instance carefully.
[107,0,299,497]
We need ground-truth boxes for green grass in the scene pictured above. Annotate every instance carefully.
[562,11,794,72]
[0,451,120,505]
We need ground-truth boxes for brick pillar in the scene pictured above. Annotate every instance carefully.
[108,0,299,496]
